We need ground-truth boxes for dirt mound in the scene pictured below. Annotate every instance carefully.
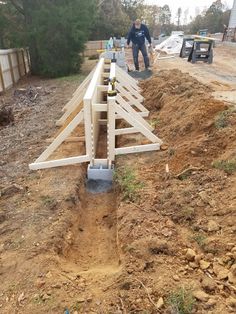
[140,69,236,172]
[140,69,210,111]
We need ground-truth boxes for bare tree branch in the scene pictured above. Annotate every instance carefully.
[9,0,24,15]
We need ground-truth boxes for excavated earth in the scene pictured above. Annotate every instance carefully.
[0,58,236,314]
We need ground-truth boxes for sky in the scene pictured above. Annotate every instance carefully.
[145,0,234,23]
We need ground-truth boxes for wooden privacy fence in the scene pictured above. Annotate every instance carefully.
[0,48,30,93]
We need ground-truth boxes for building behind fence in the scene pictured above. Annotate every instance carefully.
[0,48,30,93]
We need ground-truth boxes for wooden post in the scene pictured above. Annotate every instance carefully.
[21,49,27,75]
[26,48,31,73]
[16,50,21,78]
[8,52,15,86]
[0,62,5,92]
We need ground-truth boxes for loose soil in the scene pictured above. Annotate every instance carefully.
[0,48,236,314]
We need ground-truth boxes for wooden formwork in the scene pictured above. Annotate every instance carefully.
[29,58,162,172]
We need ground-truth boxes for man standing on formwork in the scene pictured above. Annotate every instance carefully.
[127,19,152,71]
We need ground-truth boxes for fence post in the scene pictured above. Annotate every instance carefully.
[26,48,31,73]
[8,52,15,86]
[0,61,5,92]
[16,49,22,78]
[21,49,27,75]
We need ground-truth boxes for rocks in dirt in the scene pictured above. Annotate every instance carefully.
[35,278,46,288]
[0,183,24,197]
[173,275,180,281]
[0,107,14,126]
[228,264,236,284]
[17,292,26,304]
[149,240,171,255]
[207,220,220,232]
[0,212,7,224]
[156,297,164,309]
[193,289,210,302]
[226,296,236,308]
[40,293,51,301]
[200,260,211,270]
[213,263,229,280]
[51,283,62,289]
[185,248,196,261]
[199,191,216,208]
[201,277,217,293]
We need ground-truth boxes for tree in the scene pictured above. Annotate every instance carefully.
[183,8,189,25]
[121,0,144,21]
[177,7,182,29]
[90,0,129,39]
[187,0,230,34]
[1,0,96,77]
[159,4,171,26]
[141,5,161,36]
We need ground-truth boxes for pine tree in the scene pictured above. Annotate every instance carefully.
[2,0,96,77]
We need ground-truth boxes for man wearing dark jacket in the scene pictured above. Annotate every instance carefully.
[127,19,152,71]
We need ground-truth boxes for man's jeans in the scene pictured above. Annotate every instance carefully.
[132,43,150,70]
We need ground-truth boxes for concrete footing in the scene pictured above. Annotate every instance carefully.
[87,163,114,181]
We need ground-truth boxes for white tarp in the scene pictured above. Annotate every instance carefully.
[155,33,184,55]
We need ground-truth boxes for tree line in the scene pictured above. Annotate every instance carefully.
[0,0,231,77]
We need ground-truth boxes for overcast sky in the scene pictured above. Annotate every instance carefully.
[145,0,234,23]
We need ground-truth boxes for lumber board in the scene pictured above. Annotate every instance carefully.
[115,65,140,90]
[115,127,138,135]
[114,103,162,144]
[62,69,94,112]
[84,58,104,100]
[29,155,90,170]
[35,110,84,163]
[56,99,84,126]
[108,97,116,161]
[117,74,143,101]
[116,94,153,131]
[93,103,108,111]
[46,136,85,143]
[116,82,148,114]
[115,143,160,155]
[83,98,93,163]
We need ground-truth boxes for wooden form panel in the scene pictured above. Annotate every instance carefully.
[29,57,163,171]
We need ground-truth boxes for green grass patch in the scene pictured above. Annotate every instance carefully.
[167,287,195,314]
[150,118,160,128]
[212,159,236,175]
[114,166,144,202]
[88,54,99,60]
[191,232,207,248]
[40,195,56,207]
[56,73,86,82]
[215,108,236,129]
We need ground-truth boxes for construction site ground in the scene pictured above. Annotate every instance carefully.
[0,44,236,314]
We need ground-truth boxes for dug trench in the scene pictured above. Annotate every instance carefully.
[57,69,236,313]
[0,67,236,313]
